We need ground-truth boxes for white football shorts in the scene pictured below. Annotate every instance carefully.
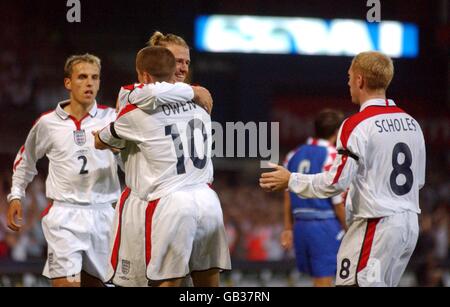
[336,211,419,287]
[107,184,231,287]
[41,201,115,281]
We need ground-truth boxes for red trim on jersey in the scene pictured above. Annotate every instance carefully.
[68,114,90,131]
[122,84,135,91]
[117,103,138,119]
[137,83,144,89]
[330,152,337,161]
[111,187,131,271]
[332,106,405,184]
[311,138,318,146]
[332,155,348,184]
[13,158,23,172]
[145,199,160,266]
[357,218,381,273]
[97,104,109,110]
[40,202,53,219]
[385,99,389,106]
[32,110,54,127]
[13,146,25,171]
[340,106,405,149]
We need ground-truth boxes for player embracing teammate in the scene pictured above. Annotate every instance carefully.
[95,46,231,287]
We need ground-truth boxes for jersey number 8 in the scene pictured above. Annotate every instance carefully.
[390,142,413,196]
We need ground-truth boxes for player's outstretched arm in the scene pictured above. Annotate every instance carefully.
[260,155,357,199]
[260,163,292,192]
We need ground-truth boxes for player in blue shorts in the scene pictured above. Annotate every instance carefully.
[280,109,347,287]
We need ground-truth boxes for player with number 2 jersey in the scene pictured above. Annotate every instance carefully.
[7,54,121,286]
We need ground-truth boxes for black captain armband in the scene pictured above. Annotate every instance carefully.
[110,123,121,139]
[338,149,359,161]
[98,132,125,151]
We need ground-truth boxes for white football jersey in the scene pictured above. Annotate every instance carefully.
[8,101,121,205]
[100,83,213,201]
[289,99,426,218]
[116,82,195,112]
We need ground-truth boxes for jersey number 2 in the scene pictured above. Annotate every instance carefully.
[165,119,208,175]
[78,156,89,175]
[390,143,413,196]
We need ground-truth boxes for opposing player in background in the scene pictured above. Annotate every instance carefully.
[260,51,426,287]
[281,109,346,287]
[96,47,230,287]
[7,54,121,287]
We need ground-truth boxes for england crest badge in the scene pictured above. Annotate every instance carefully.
[73,130,86,146]
[121,259,131,275]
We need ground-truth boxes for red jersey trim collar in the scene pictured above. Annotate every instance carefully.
[359,98,396,111]
[55,100,100,120]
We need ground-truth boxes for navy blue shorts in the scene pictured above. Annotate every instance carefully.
[293,218,342,278]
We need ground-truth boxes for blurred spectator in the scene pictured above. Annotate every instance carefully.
[214,174,287,262]
[0,170,47,262]
[412,202,449,287]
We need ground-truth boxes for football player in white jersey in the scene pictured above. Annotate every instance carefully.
[148,31,191,83]
[107,32,212,287]
[7,54,121,287]
[115,31,196,113]
[260,51,426,287]
[95,47,231,287]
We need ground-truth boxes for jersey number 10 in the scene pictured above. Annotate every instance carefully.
[165,119,208,175]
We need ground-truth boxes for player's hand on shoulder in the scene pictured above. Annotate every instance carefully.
[192,86,213,114]
[7,199,23,232]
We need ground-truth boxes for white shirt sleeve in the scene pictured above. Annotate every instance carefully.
[129,82,194,112]
[288,125,363,199]
[98,108,141,149]
[8,121,49,202]
[331,194,344,205]
[98,122,128,150]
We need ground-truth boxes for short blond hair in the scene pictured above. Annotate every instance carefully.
[351,51,394,91]
[64,53,101,78]
[147,31,189,49]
